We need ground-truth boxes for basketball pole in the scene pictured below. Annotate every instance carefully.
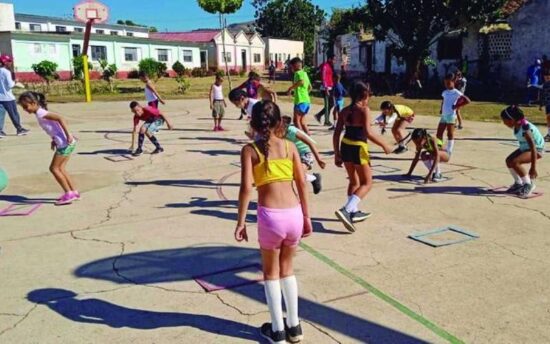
[82,20,94,103]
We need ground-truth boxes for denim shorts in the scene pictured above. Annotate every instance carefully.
[294,103,311,115]
[335,99,345,111]
[440,113,457,124]
[144,119,165,134]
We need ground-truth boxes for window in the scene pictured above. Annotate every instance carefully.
[72,44,81,58]
[124,47,138,62]
[183,49,193,63]
[47,44,56,55]
[33,43,42,54]
[95,29,105,34]
[74,27,84,33]
[126,32,134,37]
[30,24,42,32]
[479,31,513,61]
[110,31,119,36]
[222,52,231,63]
[56,26,67,33]
[15,22,21,30]
[437,36,463,60]
[254,53,261,63]
[156,49,169,62]
[91,45,107,61]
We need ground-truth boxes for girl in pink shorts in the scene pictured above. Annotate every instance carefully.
[235,100,312,344]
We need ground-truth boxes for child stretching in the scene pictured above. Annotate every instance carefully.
[209,75,227,131]
[377,101,415,154]
[228,88,260,139]
[139,71,165,108]
[235,100,311,344]
[330,74,347,130]
[501,106,545,197]
[438,73,470,156]
[282,116,326,194]
[129,101,173,156]
[333,82,392,232]
[18,92,78,206]
[236,72,277,119]
[287,57,313,136]
[405,128,449,183]
[540,71,550,142]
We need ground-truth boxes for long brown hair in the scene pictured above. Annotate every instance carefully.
[250,101,282,169]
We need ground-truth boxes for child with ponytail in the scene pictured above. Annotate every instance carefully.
[18,92,79,205]
[235,100,312,344]
[500,105,545,197]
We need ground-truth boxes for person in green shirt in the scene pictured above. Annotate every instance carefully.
[287,57,313,135]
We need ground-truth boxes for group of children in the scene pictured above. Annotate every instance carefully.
[6,57,545,344]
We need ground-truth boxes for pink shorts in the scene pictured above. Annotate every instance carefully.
[257,206,304,250]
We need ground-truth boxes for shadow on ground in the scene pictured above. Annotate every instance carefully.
[39,246,431,343]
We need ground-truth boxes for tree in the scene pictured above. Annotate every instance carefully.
[139,58,166,80]
[369,0,507,78]
[99,59,118,92]
[172,61,186,77]
[197,0,245,88]
[31,60,59,88]
[72,56,93,81]
[322,6,370,52]
[148,26,158,33]
[254,0,325,65]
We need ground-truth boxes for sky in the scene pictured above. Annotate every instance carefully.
[5,0,364,31]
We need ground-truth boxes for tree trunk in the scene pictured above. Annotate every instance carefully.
[220,13,232,89]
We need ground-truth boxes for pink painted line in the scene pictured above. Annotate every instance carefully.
[0,203,43,217]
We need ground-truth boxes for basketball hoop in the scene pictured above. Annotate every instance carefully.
[74,0,109,24]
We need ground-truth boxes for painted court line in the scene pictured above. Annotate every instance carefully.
[299,242,464,344]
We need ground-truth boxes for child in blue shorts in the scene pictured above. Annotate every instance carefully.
[287,58,312,136]
[437,73,470,156]
[330,74,347,130]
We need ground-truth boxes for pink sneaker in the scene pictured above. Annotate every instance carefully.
[70,191,81,201]
[55,193,74,206]
[213,126,219,131]
[218,126,225,131]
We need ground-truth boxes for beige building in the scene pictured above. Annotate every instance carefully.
[265,37,304,69]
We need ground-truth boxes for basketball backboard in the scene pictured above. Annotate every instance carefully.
[74,0,109,24]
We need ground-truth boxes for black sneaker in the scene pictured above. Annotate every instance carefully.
[238,114,244,120]
[152,147,164,154]
[506,183,523,194]
[351,211,372,223]
[544,134,550,143]
[393,145,408,154]
[260,323,286,344]
[16,128,30,136]
[0,131,6,138]
[311,173,322,194]
[132,149,143,157]
[335,208,356,233]
[432,173,444,182]
[284,321,304,343]
[314,113,322,123]
[323,121,332,127]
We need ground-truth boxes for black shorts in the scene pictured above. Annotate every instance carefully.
[341,139,370,165]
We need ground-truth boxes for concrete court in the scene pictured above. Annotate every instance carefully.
[0,98,549,344]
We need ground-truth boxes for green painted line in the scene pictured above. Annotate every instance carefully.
[299,242,464,344]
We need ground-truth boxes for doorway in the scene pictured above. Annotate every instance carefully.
[200,50,208,69]
[241,49,247,71]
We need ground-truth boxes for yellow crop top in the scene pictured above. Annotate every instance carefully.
[252,141,294,188]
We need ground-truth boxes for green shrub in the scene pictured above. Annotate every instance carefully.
[138,58,166,80]
[72,56,92,80]
[175,76,191,94]
[31,60,59,85]
[172,61,186,77]
[99,59,118,92]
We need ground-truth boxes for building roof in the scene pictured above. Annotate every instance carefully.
[501,0,529,16]
[151,30,219,43]
[15,13,149,32]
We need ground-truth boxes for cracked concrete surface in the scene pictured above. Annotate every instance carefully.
[1,99,549,343]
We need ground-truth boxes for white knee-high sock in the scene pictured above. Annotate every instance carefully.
[306,173,316,182]
[344,195,361,213]
[521,175,532,185]
[446,140,455,154]
[281,276,299,327]
[264,280,284,332]
[509,168,522,184]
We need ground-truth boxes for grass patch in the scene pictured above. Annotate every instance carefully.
[22,77,547,125]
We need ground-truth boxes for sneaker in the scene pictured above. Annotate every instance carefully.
[132,149,143,157]
[335,208,356,233]
[323,121,332,127]
[151,147,164,155]
[238,114,244,120]
[432,173,444,182]
[506,183,524,194]
[544,134,550,142]
[311,173,322,194]
[457,124,464,130]
[0,131,6,138]
[16,128,30,136]
[69,191,81,201]
[519,183,536,198]
[55,193,75,206]
[218,126,225,131]
[328,125,335,131]
[260,323,286,344]
[314,113,322,123]
[393,145,408,154]
[213,126,219,131]
[284,321,304,343]
[351,211,372,223]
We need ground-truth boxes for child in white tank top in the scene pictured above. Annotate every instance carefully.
[209,75,227,131]
[139,71,165,108]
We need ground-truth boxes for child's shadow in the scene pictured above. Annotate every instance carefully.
[27,288,257,340]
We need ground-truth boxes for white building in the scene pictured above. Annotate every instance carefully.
[265,37,304,69]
